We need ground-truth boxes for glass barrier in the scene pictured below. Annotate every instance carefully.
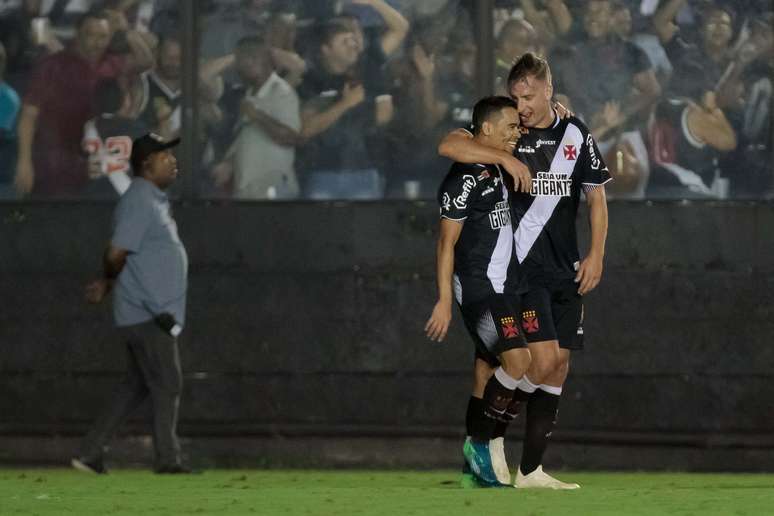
[0,0,770,201]
[196,0,478,201]
[492,0,773,200]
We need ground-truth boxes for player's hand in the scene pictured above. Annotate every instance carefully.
[14,157,34,194]
[425,300,452,342]
[85,279,112,304]
[575,253,603,295]
[501,154,532,193]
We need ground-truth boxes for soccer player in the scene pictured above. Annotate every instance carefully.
[438,53,611,489]
[426,96,532,487]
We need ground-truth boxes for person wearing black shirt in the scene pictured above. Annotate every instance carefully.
[438,53,611,489]
[427,96,531,488]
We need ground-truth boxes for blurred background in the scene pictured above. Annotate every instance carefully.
[0,0,772,471]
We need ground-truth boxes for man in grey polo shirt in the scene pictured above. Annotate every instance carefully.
[72,133,191,474]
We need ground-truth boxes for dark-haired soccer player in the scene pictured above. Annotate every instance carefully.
[426,96,532,487]
[438,53,611,489]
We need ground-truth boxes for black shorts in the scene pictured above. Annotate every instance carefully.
[460,294,527,367]
[520,278,585,350]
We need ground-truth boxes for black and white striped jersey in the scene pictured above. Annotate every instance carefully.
[438,162,526,304]
[510,115,611,282]
[82,114,148,195]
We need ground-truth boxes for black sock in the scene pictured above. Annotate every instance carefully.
[492,388,531,438]
[472,369,516,442]
[520,388,560,475]
[465,396,485,437]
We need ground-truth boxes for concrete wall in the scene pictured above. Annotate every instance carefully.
[1,201,772,469]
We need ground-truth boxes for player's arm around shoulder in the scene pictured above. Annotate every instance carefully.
[437,129,532,193]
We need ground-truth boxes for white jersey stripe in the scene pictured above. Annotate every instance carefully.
[514,123,584,263]
[487,181,514,293]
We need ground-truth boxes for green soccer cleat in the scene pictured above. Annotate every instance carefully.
[463,438,510,487]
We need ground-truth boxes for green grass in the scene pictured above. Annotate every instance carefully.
[2,469,773,515]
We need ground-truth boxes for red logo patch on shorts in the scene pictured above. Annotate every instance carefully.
[563,145,577,160]
[500,317,520,339]
[522,310,540,334]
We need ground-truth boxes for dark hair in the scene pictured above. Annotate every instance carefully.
[471,96,518,135]
[317,21,353,48]
[236,34,267,53]
[95,78,124,114]
[75,10,108,30]
[507,52,551,88]
[157,32,182,51]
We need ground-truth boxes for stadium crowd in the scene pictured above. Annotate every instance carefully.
[0,0,771,200]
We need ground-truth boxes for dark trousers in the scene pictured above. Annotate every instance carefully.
[80,321,183,468]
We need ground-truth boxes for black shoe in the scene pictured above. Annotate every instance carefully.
[154,464,200,474]
[71,457,107,474]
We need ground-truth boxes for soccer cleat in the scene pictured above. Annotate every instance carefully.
[514,465,580,490]
[463,438,506,487]
[460,458,478,489]
[489,437,511,484]
[71,457,107,475]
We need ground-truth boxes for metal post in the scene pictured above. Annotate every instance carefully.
[474,0,495,99]
[180,0,199,199]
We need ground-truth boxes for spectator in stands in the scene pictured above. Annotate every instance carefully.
[266,11,306,88]
[494,18,539,94]
[609,0,672,84]
[137,33,181,139]
[647,92,736,198]
[719,12,774,197]
[653,1,735,102]
[0,41,20,198]
[82,77,148,198]
[333,0,410,91]
[385,19,450,198]
[0,0,64,89]
[519,0,572,48]
[298,21,393,200]
[13,10,153,197]
[210,36,302,200]
[554,0,661,198]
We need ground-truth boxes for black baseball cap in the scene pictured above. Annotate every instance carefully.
[130,133,180,173]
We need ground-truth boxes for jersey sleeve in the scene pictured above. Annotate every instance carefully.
[438,168,479,221]
[578,125,612,189]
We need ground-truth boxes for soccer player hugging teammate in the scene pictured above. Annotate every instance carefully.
[438,53,611,489]
[425,96,532,487]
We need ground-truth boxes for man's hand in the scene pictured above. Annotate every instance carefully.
[554,100,573,119]
[211,161,233,187]
[341,82,366,110]
[240,98,259,120]
[412,44,435,79]
[575,252,603,295]
[85,279,112,304]
[425,299,452,342]
[501,154,533,193]
[14,157,34,194]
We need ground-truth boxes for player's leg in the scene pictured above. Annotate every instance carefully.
[463,296,529,486]
[461,355,495,488]
[516,281,583,489]
[491,287,557,442]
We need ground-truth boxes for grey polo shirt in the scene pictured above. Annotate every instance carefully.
[111,178,188,328]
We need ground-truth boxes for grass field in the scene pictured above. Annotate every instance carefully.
[2,469,773,515]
